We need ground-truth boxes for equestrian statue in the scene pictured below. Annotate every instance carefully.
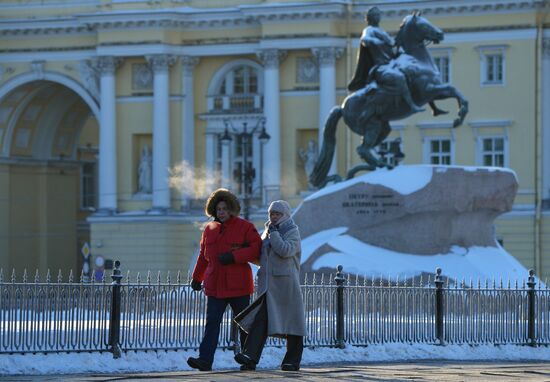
[309,7,469,188]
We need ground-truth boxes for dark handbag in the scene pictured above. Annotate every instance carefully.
[234,293,266,333]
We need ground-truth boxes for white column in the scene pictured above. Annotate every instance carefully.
[258,49,286,203]
[147,54,176,212]
[542,37,550,202]
[221,139,231,189]
[252,134,261,193]
[97,56,122,215]
[205,133,217,194]
[180,56,199,210]
[313,47,343,175]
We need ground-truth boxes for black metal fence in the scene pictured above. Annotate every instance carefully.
[1,262,549,357]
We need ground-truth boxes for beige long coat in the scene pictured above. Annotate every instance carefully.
[236,218,307,338]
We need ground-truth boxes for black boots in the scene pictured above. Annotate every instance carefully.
[186,357,212,371]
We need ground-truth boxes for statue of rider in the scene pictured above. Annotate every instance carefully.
[348,7,447,116]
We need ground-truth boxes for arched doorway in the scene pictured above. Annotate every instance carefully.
[0,78,99,276]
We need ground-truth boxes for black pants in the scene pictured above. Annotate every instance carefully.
[199,295,250,365]
[242,302,303,366]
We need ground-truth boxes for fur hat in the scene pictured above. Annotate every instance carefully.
[268,200,292,219]
[205,188,241,218]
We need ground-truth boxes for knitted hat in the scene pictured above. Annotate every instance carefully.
[268,200,291,219]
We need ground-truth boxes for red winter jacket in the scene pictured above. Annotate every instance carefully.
[192,216,261,298]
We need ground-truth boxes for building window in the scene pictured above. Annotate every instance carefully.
[477,45,507,86]
[485,54,503,84]
[434,56,450,84]
[210,64,262,114]
[215,133,255,195]
[428,138,452,165]
[481,136,505,167]
[81,162,96,209]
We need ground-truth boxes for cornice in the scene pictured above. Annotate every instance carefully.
[354,0,549,20]
[0,1,545,37]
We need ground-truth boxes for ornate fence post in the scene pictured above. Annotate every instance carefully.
[434,267,445,345]
[109,260,123,358]
[334,264,346,349]
[527,269,537,346]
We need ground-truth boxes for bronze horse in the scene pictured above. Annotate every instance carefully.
[310,13,469,187]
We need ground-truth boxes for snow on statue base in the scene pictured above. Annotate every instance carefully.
[294,165,527,283]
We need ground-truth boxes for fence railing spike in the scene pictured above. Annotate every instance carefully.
[68,269,74,283]
[35,269,40,283]
[147,270,151,284]
[0,268,3,283]
[57,269,63,283]
[22,269,28,283]
[46,269,51,283]
[136,272,141,284]
[157,270,161,284]
[167,271,171,284]
[176,270,181,284]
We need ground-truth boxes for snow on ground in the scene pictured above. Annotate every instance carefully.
[2,344,550,376]
[302,229,533,283]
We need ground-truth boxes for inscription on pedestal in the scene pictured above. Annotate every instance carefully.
[342,193,401,215]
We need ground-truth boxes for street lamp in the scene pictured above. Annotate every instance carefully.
[222,118,270,220]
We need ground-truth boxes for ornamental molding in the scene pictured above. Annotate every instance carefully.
[352,0,548,21]
[79,59,100,102]
[312,47,344,67]
[96,56,123,75]
[0,1,545,36]
[180,56,200,75]
[146,54,177,73]
[257,49,287,69]
[0,65,15,81]
[31,60,45,80]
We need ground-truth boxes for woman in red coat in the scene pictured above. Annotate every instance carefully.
[187,188,261,371]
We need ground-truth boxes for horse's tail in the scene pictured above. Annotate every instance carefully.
[309,106,343,188]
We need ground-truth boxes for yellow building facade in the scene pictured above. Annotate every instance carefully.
[0,0,549,280]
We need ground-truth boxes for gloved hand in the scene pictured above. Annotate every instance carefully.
[268,224,278,234]
[218,252,235,265]
[190,279,202,291]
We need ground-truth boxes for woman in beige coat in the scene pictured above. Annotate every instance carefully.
[234,200,307,371]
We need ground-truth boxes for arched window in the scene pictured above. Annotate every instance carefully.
[208,62,263,114]
[204,60,265,198]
